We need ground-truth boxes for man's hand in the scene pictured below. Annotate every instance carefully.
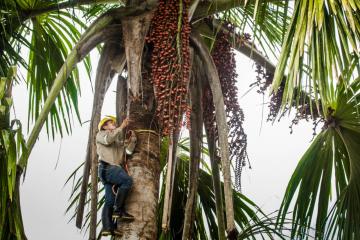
[119,117,130,130]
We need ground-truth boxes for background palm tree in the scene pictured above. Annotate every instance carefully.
[0,67,27,240]
[0,0,359,239]
[277,68,360,240]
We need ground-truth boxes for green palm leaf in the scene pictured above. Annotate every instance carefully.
[277,73,360,239]
[194,1,292,62]
[26,9,92,138]
[271,0,360,114]
[0,67,27,240]
[0,0,112,139]
[0,1,29,76]
[223,0,292,60]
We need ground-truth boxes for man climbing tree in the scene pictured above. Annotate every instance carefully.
[96,116,137,236]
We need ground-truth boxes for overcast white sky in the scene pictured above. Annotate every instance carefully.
[12,50,314,239]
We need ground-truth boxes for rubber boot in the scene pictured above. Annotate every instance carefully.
[112,188,134,221]
[101,204,115,236]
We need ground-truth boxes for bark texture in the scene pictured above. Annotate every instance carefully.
[116,129,160,239]
[114,12,162,238]
[116,75,128,123]
[122,12,153,100]
[115,66,161,239]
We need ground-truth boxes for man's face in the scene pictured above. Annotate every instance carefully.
[103,120,117,130]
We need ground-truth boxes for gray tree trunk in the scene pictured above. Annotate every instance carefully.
[115,74,161,239]
[116,13,161,235]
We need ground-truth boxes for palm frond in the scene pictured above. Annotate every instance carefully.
[223,0,292,61]
[0,0,120,140]
[194,0,292,62]
[0,1,29,76]
[271,0,360,115]
[78,2,121,23]
[26,9,92,139]
[0,67,27,240]
[277,73,360,239]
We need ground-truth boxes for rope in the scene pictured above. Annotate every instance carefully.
[134,129,160,136]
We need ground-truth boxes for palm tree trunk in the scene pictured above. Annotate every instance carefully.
[115,73,161,239]
[115,11,162,238]
[116,129,161,239]
[116,75,128,123]
[121,12,153,100]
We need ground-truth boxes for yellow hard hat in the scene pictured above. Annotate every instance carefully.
[98,115,116,130]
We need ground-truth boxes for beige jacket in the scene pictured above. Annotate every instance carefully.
[96,127,126,166]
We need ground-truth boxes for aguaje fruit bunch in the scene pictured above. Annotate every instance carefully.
[204,26,248,191]
[147,0,191,136]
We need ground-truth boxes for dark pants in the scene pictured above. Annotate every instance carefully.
[98,162,133,229]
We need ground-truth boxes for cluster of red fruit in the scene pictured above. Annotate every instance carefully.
[203,87,217,139]
[203,25,248,191]
[147,0,191,136]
